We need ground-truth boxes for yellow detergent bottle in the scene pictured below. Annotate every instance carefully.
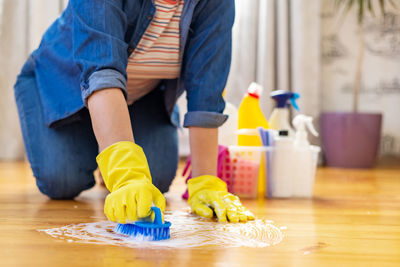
[238,83,269,198]
[238,82,269,146]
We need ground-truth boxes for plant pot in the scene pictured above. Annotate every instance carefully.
[320,112,382,168]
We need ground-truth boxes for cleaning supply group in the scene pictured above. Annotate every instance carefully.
[113,83,321,241]
[197,83,321,200]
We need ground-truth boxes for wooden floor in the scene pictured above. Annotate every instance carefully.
[0,161,399,267]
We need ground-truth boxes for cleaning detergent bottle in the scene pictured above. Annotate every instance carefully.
[238,82,269,146]
[237,82,269,198]
[269,90,300,135]
[270,130,294,198]
[292,114,319,197]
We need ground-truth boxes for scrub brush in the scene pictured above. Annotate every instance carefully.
[114,207,171,241]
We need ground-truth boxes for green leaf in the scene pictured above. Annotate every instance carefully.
[359,0,365,23]
[344,0,356,16]
[367,0,375,16]
[379,0,386,13]
[335,0,397,25]
[346,0,356,11]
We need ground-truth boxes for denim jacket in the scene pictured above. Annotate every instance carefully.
[29,0,234,128]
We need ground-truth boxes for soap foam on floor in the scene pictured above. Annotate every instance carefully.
[39,210,284,249]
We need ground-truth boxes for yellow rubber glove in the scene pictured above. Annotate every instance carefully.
[188,175,255,222]
[96,141,165,224]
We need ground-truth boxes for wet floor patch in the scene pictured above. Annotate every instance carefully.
[39,210,285,249]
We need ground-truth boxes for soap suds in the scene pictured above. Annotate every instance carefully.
[39,210,284,249]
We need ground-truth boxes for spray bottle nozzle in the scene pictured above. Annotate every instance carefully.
[293,115,319,137]
[290,93,300,111]
[270,90,300,111]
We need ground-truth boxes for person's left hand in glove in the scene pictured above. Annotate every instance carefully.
[188,175,255,222]
[188,126,255,223]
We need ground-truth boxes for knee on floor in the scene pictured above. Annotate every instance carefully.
[151,166,177,194]
[34,168,95,200]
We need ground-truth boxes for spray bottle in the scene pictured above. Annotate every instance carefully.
[293,115,318,147]
[292,114,319,197]
[238,83,269,146]
[269,90,300,135]
[269,130,294,198]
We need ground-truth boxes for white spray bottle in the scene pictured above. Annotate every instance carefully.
[269,90,300,136]
[292,114,319,197]
[270,130,294,198]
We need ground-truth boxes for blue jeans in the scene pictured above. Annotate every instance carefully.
[14,58,178,199]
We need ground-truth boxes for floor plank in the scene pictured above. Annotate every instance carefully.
[0,161,399,266]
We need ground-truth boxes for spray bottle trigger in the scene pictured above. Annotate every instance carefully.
[293,114,319,137]
[305,119,319,137]
[290,93,300,111]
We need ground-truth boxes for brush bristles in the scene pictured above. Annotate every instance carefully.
[115,223,170,241]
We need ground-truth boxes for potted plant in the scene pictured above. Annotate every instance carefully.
[321,0,396,168]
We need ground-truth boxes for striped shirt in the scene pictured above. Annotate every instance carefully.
[126,0,184,104]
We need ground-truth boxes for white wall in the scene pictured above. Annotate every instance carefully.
[0,0,64,159]
[28,0,64,51]
[0,0,28,159]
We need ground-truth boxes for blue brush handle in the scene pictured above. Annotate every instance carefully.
[151,207,163,225]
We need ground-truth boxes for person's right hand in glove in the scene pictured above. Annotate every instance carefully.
[96,141,165,224]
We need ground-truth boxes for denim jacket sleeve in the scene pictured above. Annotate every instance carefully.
[181,0,235,128]
[71,0,129,105]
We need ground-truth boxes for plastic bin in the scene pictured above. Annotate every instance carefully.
[223,146,267,198]
[265,145,320,198]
